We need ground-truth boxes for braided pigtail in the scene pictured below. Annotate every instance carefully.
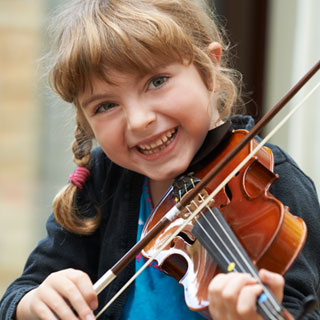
[53,112,101,235]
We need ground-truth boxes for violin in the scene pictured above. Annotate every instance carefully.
[93,60,320,319]
[141,129,307,319]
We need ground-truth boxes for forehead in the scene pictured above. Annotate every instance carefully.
[80,59,185,96]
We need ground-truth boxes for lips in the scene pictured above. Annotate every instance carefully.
[137,128,177,155]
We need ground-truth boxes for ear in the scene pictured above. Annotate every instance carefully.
[206,42,222,65]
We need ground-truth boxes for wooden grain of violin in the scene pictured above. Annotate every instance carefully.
[93,60,320,319]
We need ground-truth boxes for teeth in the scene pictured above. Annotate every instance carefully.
[137,129,176,153]
[166,130,174,138]
[162,136,168,143]
[155,139,163,147]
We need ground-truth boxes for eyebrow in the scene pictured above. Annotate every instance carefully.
[81,93,112,109]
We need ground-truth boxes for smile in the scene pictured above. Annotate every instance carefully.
[137,128,177,155]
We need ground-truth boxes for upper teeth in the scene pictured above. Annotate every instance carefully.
[138,129,176,150]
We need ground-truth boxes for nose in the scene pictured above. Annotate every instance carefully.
[125,100,156,132]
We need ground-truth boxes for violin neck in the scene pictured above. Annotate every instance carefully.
[192,207,286,320]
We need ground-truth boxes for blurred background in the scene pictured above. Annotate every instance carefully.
[0,0,319,297]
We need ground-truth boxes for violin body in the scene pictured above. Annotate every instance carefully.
[141,130,307,316]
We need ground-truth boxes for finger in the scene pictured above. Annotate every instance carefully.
[259,269,284,302]
[49,276,95,320]
[23,289,59,320]
[237,284,264,320]
[208,273,232,314]
[51,269,97,319]
[208,273,256,319]
[221,273,258,318]
[30,301,59,320]
[66,269,98,311]
[36,285,79,320]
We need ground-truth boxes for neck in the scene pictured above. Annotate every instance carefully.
[149,179,173,207]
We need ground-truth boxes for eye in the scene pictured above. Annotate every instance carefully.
[148,75,168,89]
[94,102,118,114]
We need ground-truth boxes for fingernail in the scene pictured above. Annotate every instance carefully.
[86,314,95,320]
[90,301,98,310]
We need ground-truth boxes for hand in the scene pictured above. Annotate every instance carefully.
[208,269,285,320]
[16,268,98,320]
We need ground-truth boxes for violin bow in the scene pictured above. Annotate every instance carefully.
[93,60,320,317]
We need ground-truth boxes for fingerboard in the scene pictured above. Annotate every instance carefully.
[192,207,284,320]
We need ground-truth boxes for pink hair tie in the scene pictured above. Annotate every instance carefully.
[69,167,90,189]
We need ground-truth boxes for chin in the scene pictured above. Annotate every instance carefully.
[161,165,190,181]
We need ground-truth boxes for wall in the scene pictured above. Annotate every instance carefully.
[264,0,320,193]
[0,0,75,296]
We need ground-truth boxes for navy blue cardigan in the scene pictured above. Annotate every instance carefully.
[1,116,320,319]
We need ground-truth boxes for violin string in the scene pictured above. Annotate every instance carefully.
[95,82,320,318]
[196,195,281,307]
[187,200,244,275]
[192,221,280,320]
[187,200,281,320]
[188,200,283,320]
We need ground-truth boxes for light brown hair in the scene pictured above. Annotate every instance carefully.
[49,0,241,234]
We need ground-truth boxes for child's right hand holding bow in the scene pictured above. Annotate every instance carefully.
[16,268,98,320]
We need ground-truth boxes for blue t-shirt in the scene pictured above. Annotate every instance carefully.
[121,179,205,319]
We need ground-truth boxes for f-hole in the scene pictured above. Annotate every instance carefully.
[173,231,196,246]
[160,254,188,282]
[225,183,232,201]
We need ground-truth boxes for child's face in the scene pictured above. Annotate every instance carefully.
[79,62,220,182]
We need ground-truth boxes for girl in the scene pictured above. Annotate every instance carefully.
[1,0,320,319]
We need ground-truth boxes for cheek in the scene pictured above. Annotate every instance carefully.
[90,120,122,149]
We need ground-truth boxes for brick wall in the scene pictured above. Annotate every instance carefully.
[0,0,43,296]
